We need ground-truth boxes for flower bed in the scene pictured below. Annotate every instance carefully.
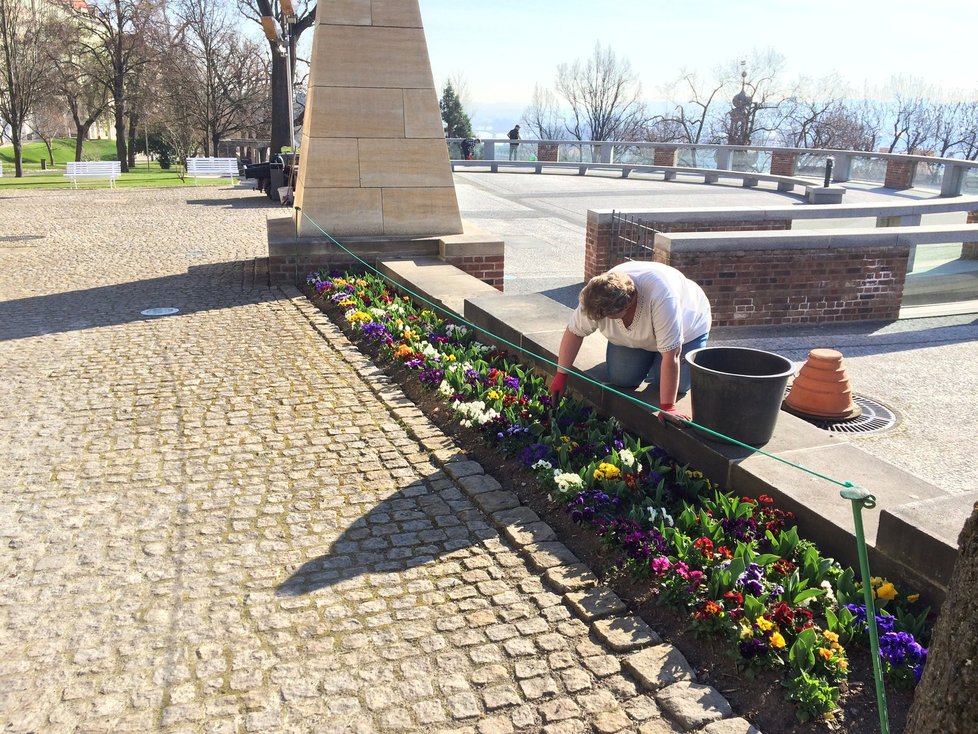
[308,270,931,727]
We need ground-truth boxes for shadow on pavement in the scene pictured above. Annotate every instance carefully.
[276,473,482,596]
[0,260,280,342]
[185,195,282,209]
[538,282,583,309]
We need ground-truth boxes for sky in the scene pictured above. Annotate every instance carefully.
[417,0,978,112]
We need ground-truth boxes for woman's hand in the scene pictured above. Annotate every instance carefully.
[657,403,690,424]
[549,372,567,403]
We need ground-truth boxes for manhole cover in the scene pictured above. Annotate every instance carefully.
[783,393,898,435]
[140,307,180,317]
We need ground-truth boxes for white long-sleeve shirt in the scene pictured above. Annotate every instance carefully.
[567,262,711,353]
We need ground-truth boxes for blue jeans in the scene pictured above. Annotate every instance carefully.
[605,333,709,394]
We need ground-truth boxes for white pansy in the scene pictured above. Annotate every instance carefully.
[553,472,583,492]
[648,506,674,526]
[619,449,636,467]
[531,460,553,472]
[438,380,453,397]
[820,580,837,605]
[451,399,499,426]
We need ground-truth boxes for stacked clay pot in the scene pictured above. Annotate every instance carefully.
[783,348,861,420]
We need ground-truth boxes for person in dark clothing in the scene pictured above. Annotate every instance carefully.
[507,125,521,160]
[461,137,481,160]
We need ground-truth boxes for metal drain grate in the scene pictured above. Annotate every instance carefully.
[784,393,898,435]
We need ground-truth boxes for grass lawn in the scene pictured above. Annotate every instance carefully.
[0,138,237,190]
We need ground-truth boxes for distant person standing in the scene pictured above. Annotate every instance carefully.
[507,124,521,160]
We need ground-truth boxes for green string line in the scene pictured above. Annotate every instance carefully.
[297,208,858,491]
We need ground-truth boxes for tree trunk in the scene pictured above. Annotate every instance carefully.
[269,52,289,155]
[12,133,22,178]
[74,121,92,162]
[905,503,978,732]
[113,75,128,172]
[126,113,137,169]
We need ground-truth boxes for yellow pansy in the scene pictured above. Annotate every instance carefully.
[770,632,786,649]
[876,582,898,601]
[755,617,774,632]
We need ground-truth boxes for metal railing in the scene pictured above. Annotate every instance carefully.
[448,138,978,197]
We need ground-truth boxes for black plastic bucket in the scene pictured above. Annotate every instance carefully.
[686,346,796,447]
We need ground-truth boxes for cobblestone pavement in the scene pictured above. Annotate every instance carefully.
[0,188,757,734]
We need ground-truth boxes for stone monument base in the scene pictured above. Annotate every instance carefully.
[267,215,505,289]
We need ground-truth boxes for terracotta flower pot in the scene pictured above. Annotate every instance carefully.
[783,348,861,420]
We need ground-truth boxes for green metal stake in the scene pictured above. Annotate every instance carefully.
[841,485,890,734]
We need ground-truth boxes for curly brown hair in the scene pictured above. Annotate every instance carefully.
[579,271,636,320]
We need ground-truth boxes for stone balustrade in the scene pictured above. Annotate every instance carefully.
[458,138,978,197]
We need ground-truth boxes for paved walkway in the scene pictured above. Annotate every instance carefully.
[0,188,755,733]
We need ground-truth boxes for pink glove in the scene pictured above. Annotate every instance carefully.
[657,403,690,424]
[550,372,567,403]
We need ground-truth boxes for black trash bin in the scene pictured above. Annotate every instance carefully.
[686,347,796,447]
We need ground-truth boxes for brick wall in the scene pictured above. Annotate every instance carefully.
[770,151,797,176]
[537,144,559,162]
[584,217,791,280]
[964,211,978,260]
[585,218,615,279]
[441,255,505,290]
[653,148,677,166]
[670,247,910,326]
[884,158,916,189]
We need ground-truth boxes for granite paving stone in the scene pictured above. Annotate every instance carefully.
[655,682,733,730]
[0,187,743,733]
[565,588,629,621]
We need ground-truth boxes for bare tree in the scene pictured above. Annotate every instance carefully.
[75,0,161,172]
[520,84,565,141]
[777,74,845,148]
[930,101,969,158]
[171,0,270,156]
[554,42,648,142]
[28,94,71,166]
[885,77,940,154]
[0,0,50,176]
[652,69,727,144]
[47,16,111,162]
[803,101,882,151]
[953,101,978,160]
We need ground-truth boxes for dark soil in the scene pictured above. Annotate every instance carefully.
[311,291,912,734]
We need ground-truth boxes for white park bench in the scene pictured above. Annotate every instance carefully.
[64,161,122,188]
[186,157,239,185]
